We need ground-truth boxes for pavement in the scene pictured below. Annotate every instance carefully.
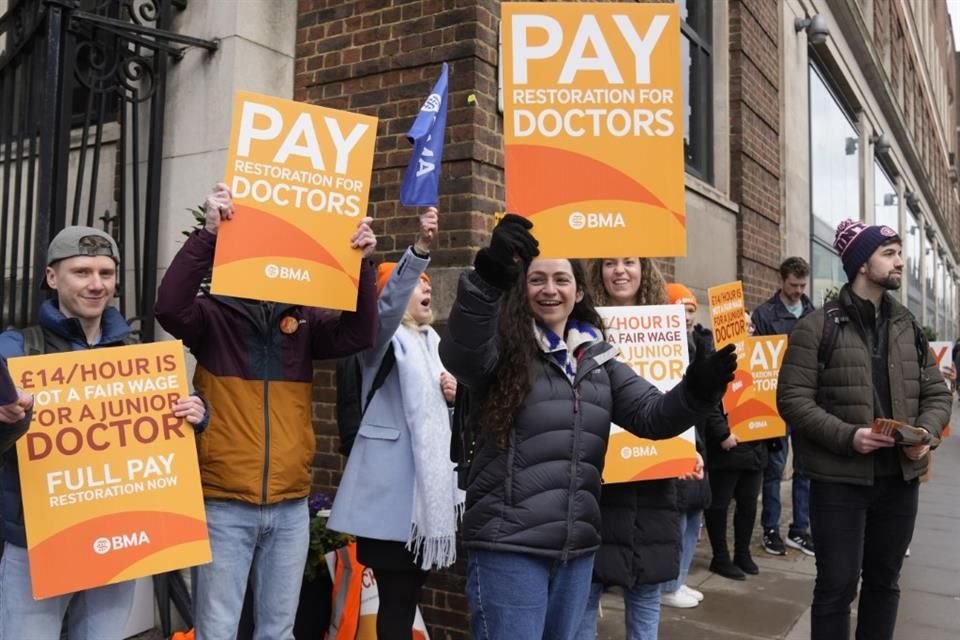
[596,409,960,640]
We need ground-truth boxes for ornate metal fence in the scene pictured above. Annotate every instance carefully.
[0,0,216,339]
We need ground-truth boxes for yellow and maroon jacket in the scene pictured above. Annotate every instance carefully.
[155,229,378,504]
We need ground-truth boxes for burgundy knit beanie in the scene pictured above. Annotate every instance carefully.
[833,219,900,281]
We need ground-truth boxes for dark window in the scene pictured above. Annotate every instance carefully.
[679,0,712,182]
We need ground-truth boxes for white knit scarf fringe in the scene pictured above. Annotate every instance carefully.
[393,323,465,570]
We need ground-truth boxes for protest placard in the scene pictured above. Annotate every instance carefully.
[215,91,378,310]
[708,280,747,350]
[723,335,788,442]
[7,342,210,599]
[929,341,955,390]
[501,2,685,258]
[599,305,696,482]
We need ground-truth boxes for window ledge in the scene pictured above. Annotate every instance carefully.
[684,174,739,214]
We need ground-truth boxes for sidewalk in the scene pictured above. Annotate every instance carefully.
[596,410,960,639]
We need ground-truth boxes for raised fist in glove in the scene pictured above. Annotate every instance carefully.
[684,343,737,403]
[474,214,540,290]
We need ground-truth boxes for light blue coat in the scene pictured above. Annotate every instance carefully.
[328,248,431,541]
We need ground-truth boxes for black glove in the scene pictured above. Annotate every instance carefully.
[474,214,540,290]
[685,342,737,403]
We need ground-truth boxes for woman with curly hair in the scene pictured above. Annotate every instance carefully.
[576,260,709,640]
[439,216,737,640]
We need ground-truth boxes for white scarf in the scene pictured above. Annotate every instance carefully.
[392,323,465,570]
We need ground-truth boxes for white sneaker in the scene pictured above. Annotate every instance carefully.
[681,584,704,602]
[661,589,699,608]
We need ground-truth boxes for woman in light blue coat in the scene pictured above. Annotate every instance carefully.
[328,208,462,640]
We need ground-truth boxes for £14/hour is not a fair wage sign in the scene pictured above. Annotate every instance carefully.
[7,342,210,599]
[502,3,685,258]
[598,305,697,483]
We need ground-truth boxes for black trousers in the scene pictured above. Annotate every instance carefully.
[809,477,918,640]
[357,537,429,640]
[704,468,762,560]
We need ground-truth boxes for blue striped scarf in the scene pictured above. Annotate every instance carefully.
[534,320,602,383]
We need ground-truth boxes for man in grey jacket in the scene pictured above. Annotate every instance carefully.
[777,219,952,640]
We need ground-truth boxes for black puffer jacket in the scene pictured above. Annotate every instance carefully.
[593,479,679,587]
[440,271,716,560]
[676,327,715,511]
[694,326,768,472]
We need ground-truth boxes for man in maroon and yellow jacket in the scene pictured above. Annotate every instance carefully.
[155,183,378,640]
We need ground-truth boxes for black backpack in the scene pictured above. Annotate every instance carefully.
[335,345,396,456]
[817,300,929,373]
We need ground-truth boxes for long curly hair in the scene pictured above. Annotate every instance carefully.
[479,259,605,448]
[587,257,669,306]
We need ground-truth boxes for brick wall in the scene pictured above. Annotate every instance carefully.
[729,0,782,310]
[296,0,503,635]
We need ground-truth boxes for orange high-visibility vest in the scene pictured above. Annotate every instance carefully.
[327,543,362,640]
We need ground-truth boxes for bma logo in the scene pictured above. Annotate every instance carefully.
[92,531,151,555]
[568,212,626,230]
[264,264,311,282]
[421,93,442,113]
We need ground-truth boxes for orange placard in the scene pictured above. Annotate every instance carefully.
[723,336,787,443]
[7,342,210,599]
[708,281,747,350]
[215,91,378,310]
[929,341,953,369]
[501,3,685,258]
[599,306,696,483]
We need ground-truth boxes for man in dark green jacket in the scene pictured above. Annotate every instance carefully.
[777,219,951,640]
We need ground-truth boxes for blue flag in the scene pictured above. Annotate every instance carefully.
[400,63,448,207]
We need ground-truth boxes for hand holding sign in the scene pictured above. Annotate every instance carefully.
[172,395,206,426]
[0,388,33,423]
[350,217,377,258]
[203,183,234,235]
[685,343,737,403]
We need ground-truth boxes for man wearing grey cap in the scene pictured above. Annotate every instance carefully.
[0,226,209,637]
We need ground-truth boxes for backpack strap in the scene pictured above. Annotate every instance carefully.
[19,326,46,355]
[817,301,843,372]
[360,343,396,419]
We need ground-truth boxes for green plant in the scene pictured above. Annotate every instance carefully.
[304,493,351,582]
[822,286,841,304]
[922,325,938,341]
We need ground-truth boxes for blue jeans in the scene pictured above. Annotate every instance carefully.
[466,549,594,640]
[577,581,661,640]
[0,542,135,639]
[661,510,702,593]
[761,433,810,534]
[192,498,309,640]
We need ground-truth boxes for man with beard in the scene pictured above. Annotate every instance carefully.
[777,219,951,640]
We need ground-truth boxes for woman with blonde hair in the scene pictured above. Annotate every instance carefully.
[576,259,706,640]
[329,208,462,640]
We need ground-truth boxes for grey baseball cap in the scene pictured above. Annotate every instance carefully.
[46,226,120,266]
